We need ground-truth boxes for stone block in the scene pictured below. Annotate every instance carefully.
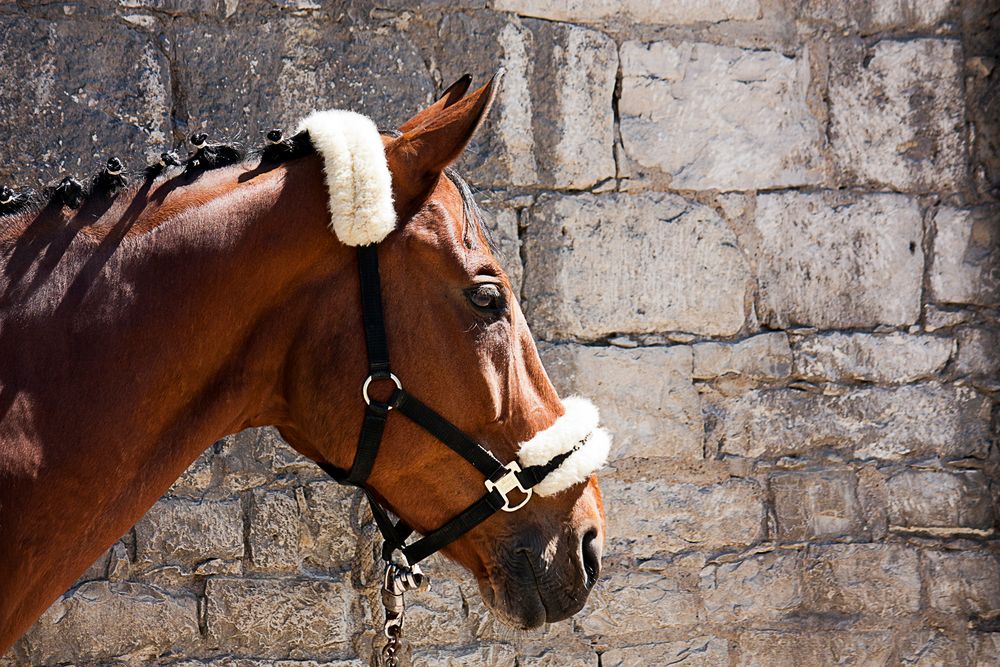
[579,558,705,636]
[754,192,923,329]
[792,332,954,384]
[602,637,730,667]
[171,15,434,141]
[20,581,198,664]
[249,489,302,573]
[493,0,760,24]
[0,17,171,186]
[701,552,803,623]
[519,649,598,666]
[524,193,751,338]
[204,578,354,657]
[539,344,702,462]
[301,480,358,570]
[134,497,243,570]
[705,383,991,461]
[926,550,1000,616]
[734,631,894,666]
[801,0,956,32]
[692,333,792,381]
[439,14,617,189]
[412,644,518,667]
[801,544,921,618]
[887,469,995,529]
[770,469,864,541]
[473,191,523,295]
[895,631,967,666]
[930,206,1000,307]
[954,327,1000,379]
[619,41,825,190]
[604,478,765,558]
[830,39,965,191]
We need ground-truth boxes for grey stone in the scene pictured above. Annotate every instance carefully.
[493,0,761,24]
[134,497,243,570]
[249,489,302,573]
[411,644,518,667]
[301,481,358,570]
[524,193,752,338]
[0,16,171,187]
[792,332,955,383]
[701,552,803,623]
[887,469,995,529]
[204,578,354,657]
[692,333,792,380]
[604,478,765,558]
[619,41,826,190]
[801,0,956,32]
[926,551,1000,616]
[705,383,991,461]
[771,469,864,541]
[954,327,1000,379]
[20,582,198,664]
[734,631,894,666]
[753,192,924,329]
[929,206,1000,307]
[539,344,702,462]
[801,544,921,618]
[602,637,730,667]
[830,39,965,192]
[439,14,617,189]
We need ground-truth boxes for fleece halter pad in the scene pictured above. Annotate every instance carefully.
[297,110,397,246]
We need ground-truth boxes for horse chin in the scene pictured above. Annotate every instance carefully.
[476,574,548,630]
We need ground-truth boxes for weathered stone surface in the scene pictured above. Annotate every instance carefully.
[926,550,1000,616]
[494,0,760,24]
[134,498,243,570]
[524,193,752,338]
[754,192,924,329]
[929,206,1000,307]
[441,14,617,189]
[734,631,894,666]
[301,481,358,570]
[692,333,791,380]
[801,544,921,618]
[602,637,730,667]
[801,0,955,32]
[701,552,803,623]
[172,15,434,140]
[605,478,765,558]
[830,39,965,191]
[205,578,354,657]
[580,557,705,635]
[619,41,825,190]
[954,327,1000,379]
[895,631,967,666]
[411,644,518,667]
[249,489,301,573]
[20,581,198,664]
[771,469,864,541]
[474,191,524,294]
[519,649,598,666]
[0,16,171,186]
[706,383,991,461]
[887,470,995,529]
[793,332,954,384]
[540,343,701,462]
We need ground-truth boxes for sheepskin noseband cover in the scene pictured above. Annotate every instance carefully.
[297,110,397,246]
[517,397,611,497]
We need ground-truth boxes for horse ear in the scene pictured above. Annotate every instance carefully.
[398,74,474,133]
[387,70,502,214]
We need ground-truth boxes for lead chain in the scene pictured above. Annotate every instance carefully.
[380,561,427,667]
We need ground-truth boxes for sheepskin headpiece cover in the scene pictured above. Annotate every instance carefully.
[300,110,610,494]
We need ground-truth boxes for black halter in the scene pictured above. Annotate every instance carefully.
[316,244,576,566]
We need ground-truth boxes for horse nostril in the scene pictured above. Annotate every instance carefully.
[581,527,601,589]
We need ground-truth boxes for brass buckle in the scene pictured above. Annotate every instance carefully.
[484,462,532,512]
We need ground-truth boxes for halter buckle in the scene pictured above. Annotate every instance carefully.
[485,462,532,512]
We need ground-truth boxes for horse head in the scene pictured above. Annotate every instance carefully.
[274,75,609,628]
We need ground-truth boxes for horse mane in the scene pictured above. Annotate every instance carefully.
[0,126,493,250]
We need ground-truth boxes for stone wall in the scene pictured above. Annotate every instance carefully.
[2,0,999,665]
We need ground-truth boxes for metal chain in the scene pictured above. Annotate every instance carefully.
[379,559,427,667]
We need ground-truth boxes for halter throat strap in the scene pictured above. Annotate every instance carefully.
[317,244,577,566]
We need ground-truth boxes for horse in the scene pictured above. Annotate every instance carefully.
[0,73,609,656]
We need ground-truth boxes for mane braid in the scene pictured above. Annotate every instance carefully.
[259,130,314,163]
[48,177,87,209]
[0,187,35,217]
[92,158,129,199]
[144,151,182,179]
[183,135,245,176]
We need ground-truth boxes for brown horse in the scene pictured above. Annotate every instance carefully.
[0,75,607,654]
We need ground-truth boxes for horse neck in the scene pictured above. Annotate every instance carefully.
[0,155,346,644]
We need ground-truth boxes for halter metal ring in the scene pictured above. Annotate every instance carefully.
[485,461,532,512]
[363,372,402,410]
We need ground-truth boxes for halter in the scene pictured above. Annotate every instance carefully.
[316,244,594,663]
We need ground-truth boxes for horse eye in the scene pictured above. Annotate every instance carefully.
[467,284,504,312]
